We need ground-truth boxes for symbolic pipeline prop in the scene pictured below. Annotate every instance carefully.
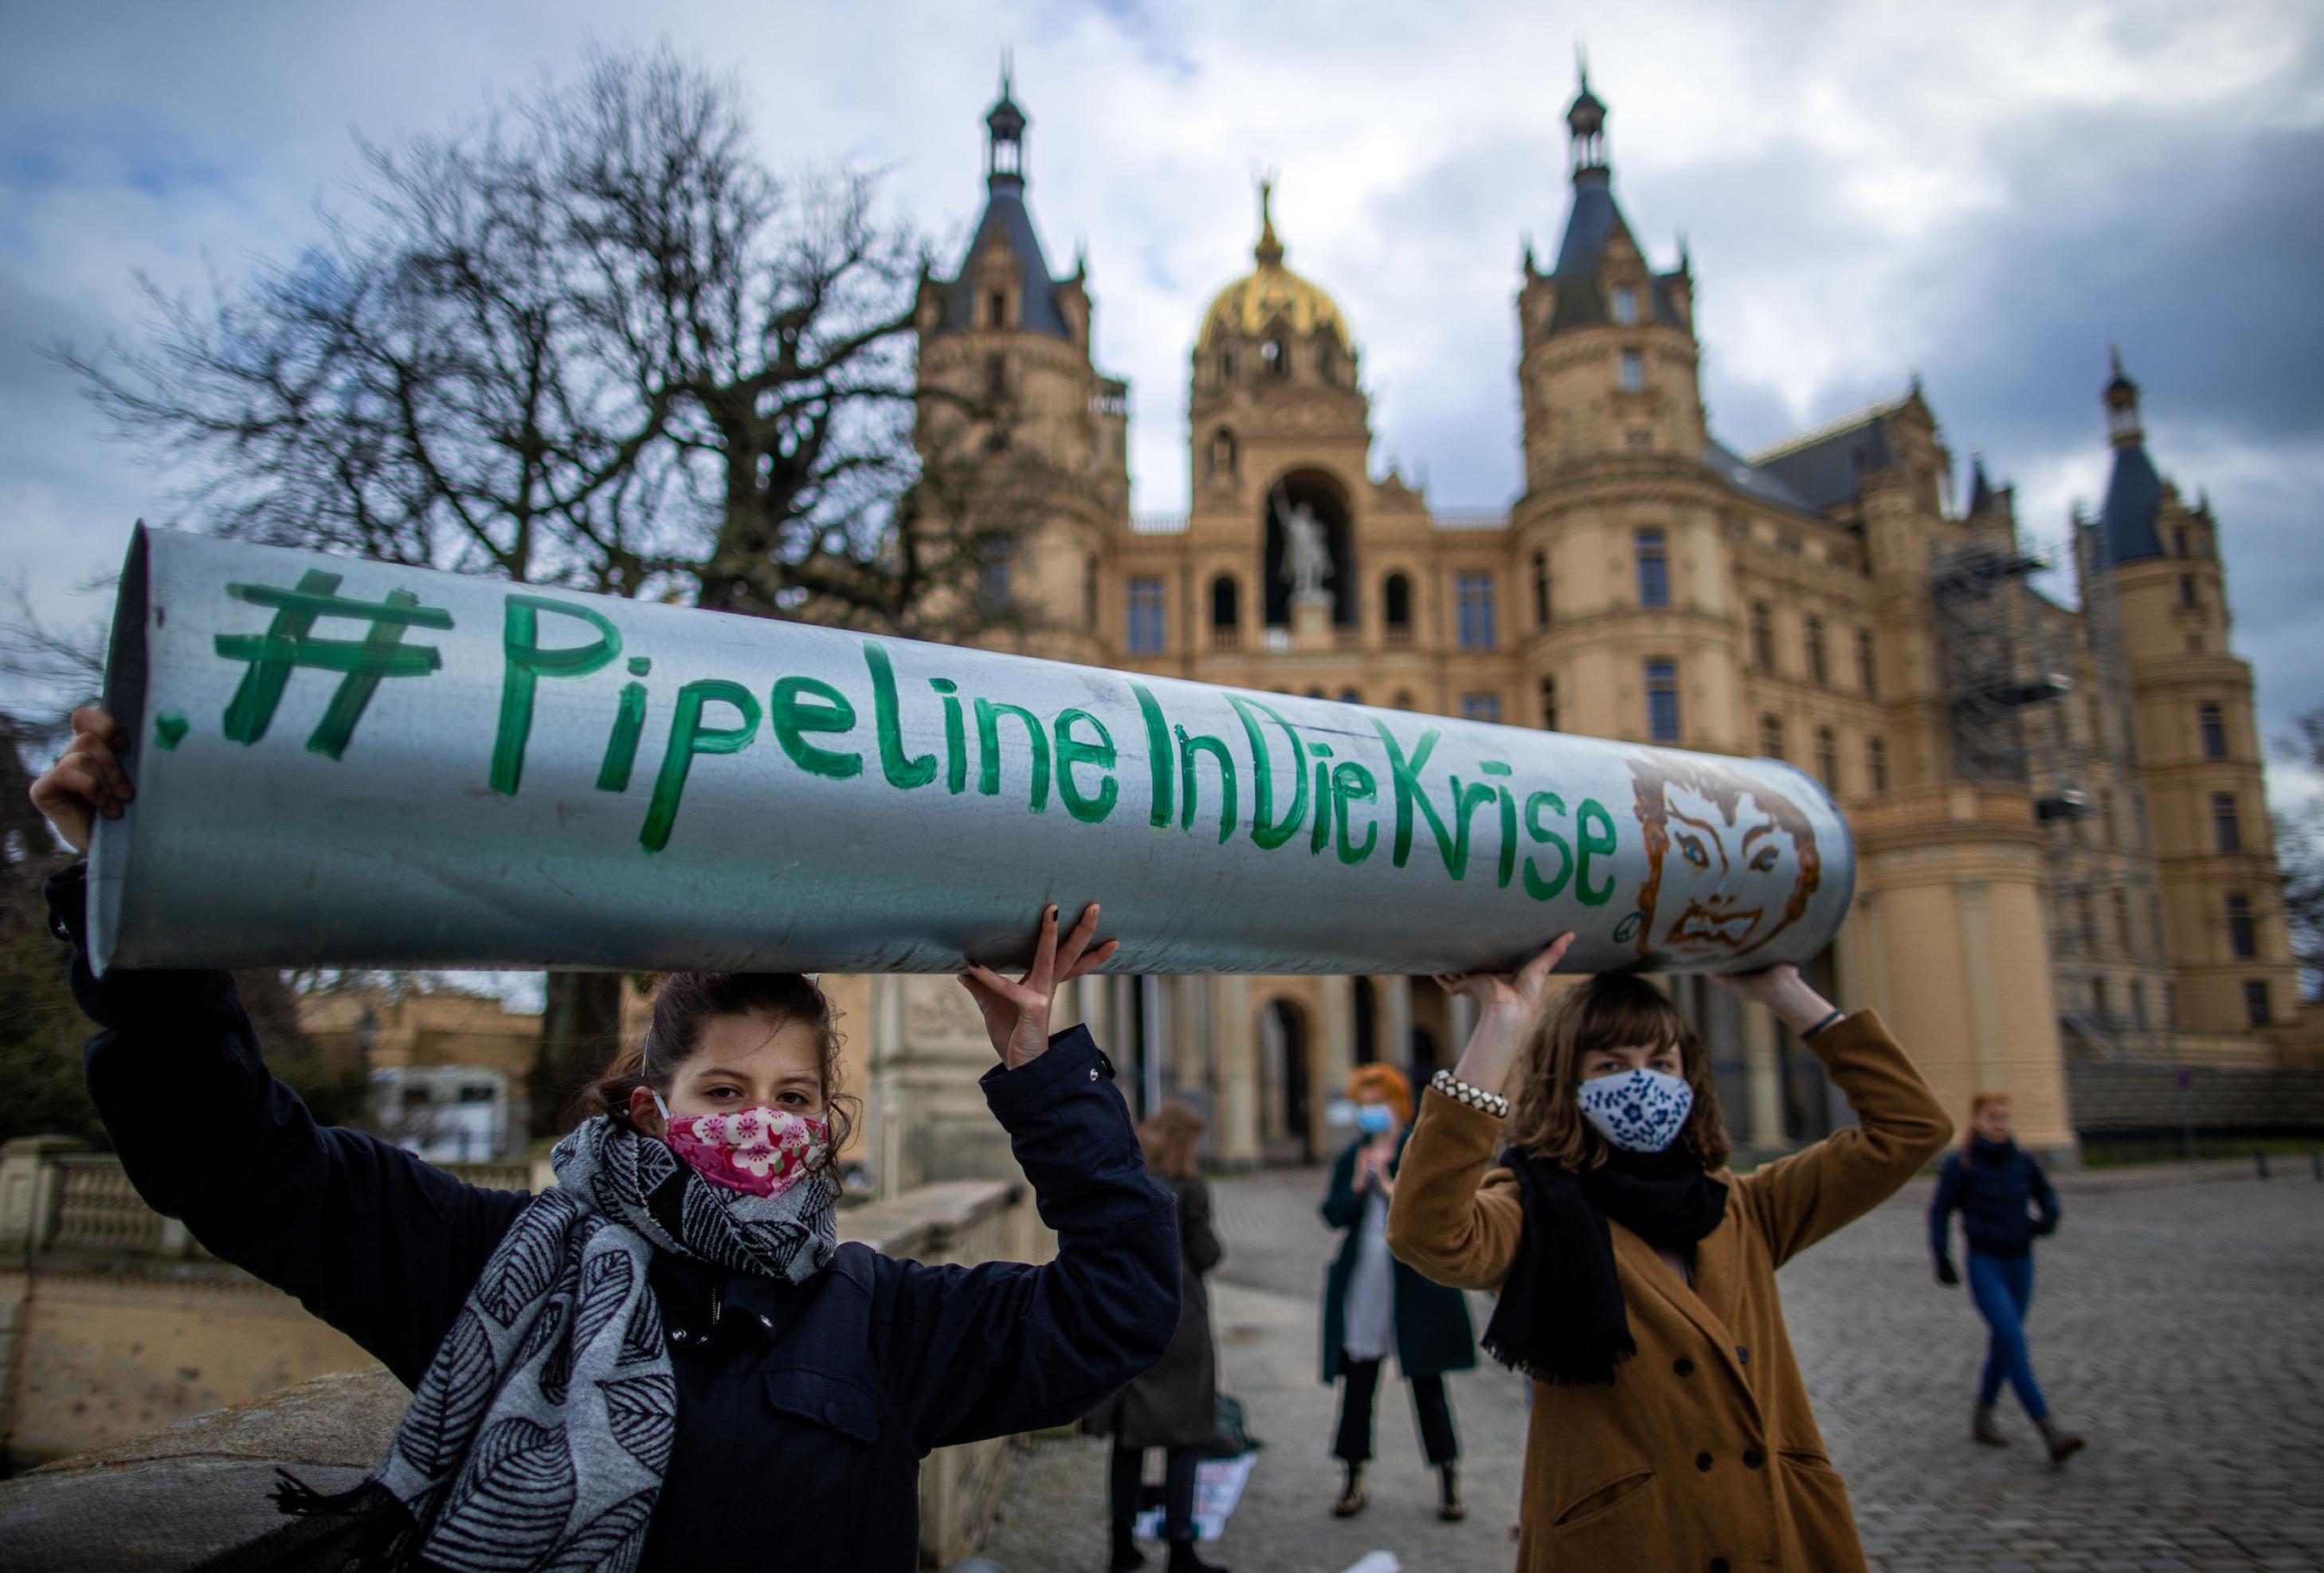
[86,527,1854,977]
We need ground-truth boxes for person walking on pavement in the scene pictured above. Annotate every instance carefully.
[1094,1101,1230,1573]
[1929,1092,2086,1464]
[1387,936,1954,1571]
[29,707,1181,1573]
[1319,1064,1476,1524]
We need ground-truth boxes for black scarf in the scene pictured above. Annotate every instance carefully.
[1970,1134,2018,1166]
[1481,1145,1728,1386]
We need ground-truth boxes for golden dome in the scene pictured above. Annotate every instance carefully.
[1194,180,1353,355]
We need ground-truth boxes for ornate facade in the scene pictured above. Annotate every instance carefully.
[860,69,2309,1175]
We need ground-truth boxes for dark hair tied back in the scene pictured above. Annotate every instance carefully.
[581,973,859,1158]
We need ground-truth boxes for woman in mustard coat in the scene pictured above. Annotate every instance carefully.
[1386,936,1951,1572]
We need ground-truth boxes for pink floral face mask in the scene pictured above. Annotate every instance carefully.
[650,1092,830,1199]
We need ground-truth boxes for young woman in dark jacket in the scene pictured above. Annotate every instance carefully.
[1319,1063,1476,1523]
[32,708,1180,1572]
[1929,1091,2086,1463]
[1093,1100,1228,1573]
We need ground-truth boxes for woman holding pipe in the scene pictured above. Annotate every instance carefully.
[1386,936,1952,1571]
[32,706,1180,1573]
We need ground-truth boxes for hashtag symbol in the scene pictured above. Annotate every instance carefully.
[214,571,455,758]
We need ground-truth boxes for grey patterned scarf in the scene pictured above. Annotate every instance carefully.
[272,1116,838,1571]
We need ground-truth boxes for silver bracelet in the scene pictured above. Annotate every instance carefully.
[1430,1068,1509,1120]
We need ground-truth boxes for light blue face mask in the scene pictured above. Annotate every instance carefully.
[1577,1068,1695,1154]
[1355,1104,1395,1136]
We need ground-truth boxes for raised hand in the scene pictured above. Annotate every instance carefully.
[958,902,1120,1072]
[29,707,133,856]
[1435,932,1574,1097]
[1709,963,1836,1036]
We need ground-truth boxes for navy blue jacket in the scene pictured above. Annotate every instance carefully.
[1319,1132,1476,1383]
[1928,1139,2059,1262]
[47,863,1178,1572]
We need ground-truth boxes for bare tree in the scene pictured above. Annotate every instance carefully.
[49,45,1052,1132]
[2275,707,2324,1003]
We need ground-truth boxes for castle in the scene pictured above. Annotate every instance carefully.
[864,66,2308,1168]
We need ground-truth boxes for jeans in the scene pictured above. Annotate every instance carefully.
[1111,1443,1202,1542]
[1332,1357,1459,1467]
[1967,1249,2048,1421]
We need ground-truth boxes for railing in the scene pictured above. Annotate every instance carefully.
[51,1155,164,1252]
[1209,626,1240,651]
[1385,624,1415,648]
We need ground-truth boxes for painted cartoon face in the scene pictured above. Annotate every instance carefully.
[1656,780,1803,961]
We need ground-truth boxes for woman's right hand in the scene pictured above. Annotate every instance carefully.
[29,707,132,856]
[1435,932,1574,1097]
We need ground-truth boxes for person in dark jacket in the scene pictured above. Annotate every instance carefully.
[1320,1062,1476,1523]
[31,707,1180,1573]
[1094,1100,1228,1573]
[1930,1090,2086,1464]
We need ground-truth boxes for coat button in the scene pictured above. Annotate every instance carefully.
[1735,1345,1750,1364]
[1089,1068,1099,1081]
[669,1328,689,1344]
[1743,1448,1766,1469]
[1695,1451,1714,1472]
[1673,1357,1695,1376]
[1711,1560,1731,1573]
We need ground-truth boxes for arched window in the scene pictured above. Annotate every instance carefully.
[1750,601,1775,670]
[1393,689,1417,712]
[1262,335,1289,378]
[1210,575,1240,649]
[1318,340,1337,382]
[987,290,1008,328]
[1805,615,1828,685]
[1339,688,1362,704]
[1384,573,1413,644]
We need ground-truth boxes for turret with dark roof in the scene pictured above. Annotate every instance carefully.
[928,63,1075,343]
[2097,346,2165,565]
[1541,66,1686,337]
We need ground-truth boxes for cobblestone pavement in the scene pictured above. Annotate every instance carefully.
[976,1162,2324,1573]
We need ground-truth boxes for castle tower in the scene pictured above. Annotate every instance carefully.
[1512,64,1738,752]
[1186,179,1377,649]
[913,61,1127,668]
[2097,349,2301,1053]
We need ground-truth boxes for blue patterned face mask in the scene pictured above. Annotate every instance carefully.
[1577,1068,1695,1153]
[1355,1104,1394,1135]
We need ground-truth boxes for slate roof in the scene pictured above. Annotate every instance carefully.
[1542,170,1685,336]
[2097,441,2166,565]
[1702,437,1820,516]
[934,175,1072,341]
[1746,401,1909,514]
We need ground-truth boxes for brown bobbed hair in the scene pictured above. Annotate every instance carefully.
[1965,1090,2010,1145]
[583,973,860,1160]
[1138,1100,1206,1179]
[1346,1063,1413,1126]
[1503,973,1731,1172]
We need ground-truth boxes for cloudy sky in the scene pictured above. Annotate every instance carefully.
[5,0,2320,803]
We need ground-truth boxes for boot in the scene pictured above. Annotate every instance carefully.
[1166,1540,1229,1573]
[2036,1415,2085,1465]
[1437,1461,1467,1522]
[1331,1461,1368,1518]
[1973,1402,2009,1446]
[1109,1516,1145,1572]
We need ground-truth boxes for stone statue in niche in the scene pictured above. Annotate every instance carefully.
[1210,428,1236,477]
[1273,485,1334,603]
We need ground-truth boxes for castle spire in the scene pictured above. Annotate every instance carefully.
[1566,53,1609,178]
[985,53,1028,186]
[1253,174,1283,268]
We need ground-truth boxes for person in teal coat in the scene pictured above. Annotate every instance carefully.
[1319,1064,1477,1522]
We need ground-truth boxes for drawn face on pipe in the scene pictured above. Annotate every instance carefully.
[1626,751,1820,967]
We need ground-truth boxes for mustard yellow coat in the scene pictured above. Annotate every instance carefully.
[1386,1012,1950,1573]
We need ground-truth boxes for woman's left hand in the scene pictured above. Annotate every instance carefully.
[959,902,1119,1072]
[1708,963,1836,1036]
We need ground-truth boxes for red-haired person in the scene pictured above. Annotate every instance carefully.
[1319,1062,1478,1522]
[1092,1101,1229,1572]
[1929,1092,2085,1462]
[1388,938,1953,1571]
[29,708,1180,1571]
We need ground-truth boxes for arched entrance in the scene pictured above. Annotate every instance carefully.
[1259,998,1315,1163]
[1354,977,1378,1065]
[1263,468,1356,629]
